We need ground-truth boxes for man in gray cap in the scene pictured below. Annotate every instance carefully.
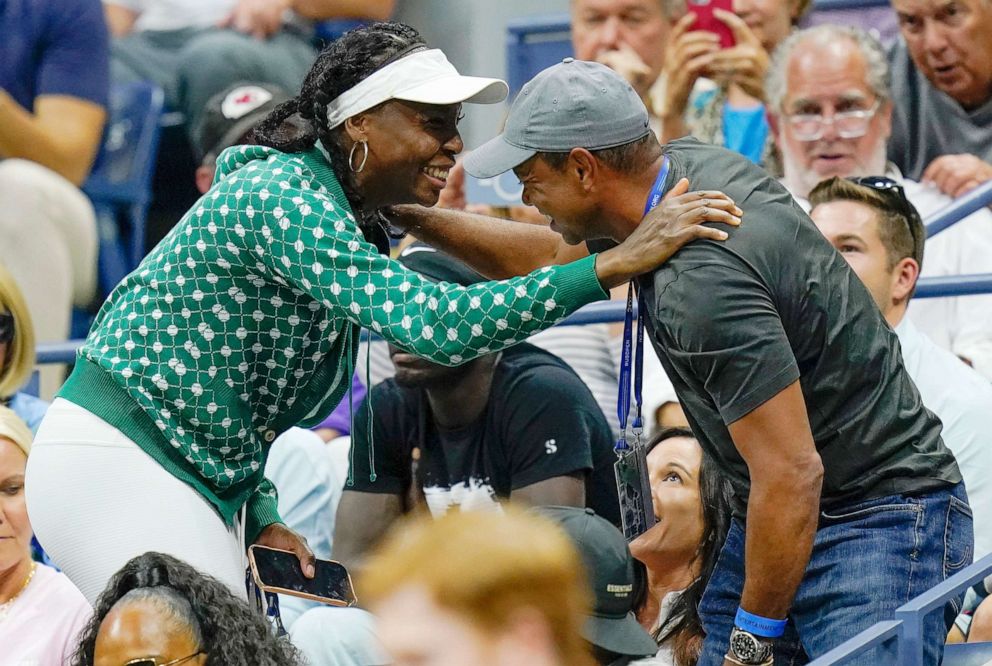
[391,58,969,666]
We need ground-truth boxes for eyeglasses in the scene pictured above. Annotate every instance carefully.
[848,175,925,261]
[125,652,203,666]
[786,100,881,142]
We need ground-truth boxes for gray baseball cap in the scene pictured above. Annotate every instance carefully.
[464,58,651,179]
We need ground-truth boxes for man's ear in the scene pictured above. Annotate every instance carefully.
[891,256,920,303]
[568,147,598,192]
[767,110,781,141]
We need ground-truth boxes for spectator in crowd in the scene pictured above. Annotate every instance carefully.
[362,509,597,666]
[393,59,969,663]
[103,0,395,142]
[809,176,992,559]
[71,551,303,665]
[570,0,682,133]
[0,406,91,665]
[888,0,992,192]
[660,0,808,168]
[0,264,49,433]
[628,428,733,666]
[333,245,622,571]
[25,23,725,604]
[0,0,107,395]
[536,506,659,666]
[767,24,992,379]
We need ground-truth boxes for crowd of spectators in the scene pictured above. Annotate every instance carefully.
[3,0,992,664]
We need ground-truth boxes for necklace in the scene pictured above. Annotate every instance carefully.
[0,561,37,622]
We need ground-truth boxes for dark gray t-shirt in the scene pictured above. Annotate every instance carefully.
[611,138,960,513]
[887,40,992,180]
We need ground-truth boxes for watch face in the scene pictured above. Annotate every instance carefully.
[730,629,772,664]
[731,630,759,661]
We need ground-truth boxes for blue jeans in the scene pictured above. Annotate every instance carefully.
[698,483,973,665]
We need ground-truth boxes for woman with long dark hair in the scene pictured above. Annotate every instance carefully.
[72,551,301,666]
[630,427,733,666]
[25,21,736,604]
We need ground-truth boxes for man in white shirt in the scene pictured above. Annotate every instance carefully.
[809,176,992,559]
[766,23,992,379]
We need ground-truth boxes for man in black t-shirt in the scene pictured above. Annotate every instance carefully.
[333,245,620,572]
[395,59,970,666]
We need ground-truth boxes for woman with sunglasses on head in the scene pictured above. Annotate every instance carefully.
[72,551,301,666]
[25,21,733,605]
[0,405,91,665]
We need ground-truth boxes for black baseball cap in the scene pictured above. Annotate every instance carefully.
[534,506,658,658]
[193,82,290,163]
[397,243,486,286]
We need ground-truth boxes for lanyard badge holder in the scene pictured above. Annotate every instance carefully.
[246,568,288,638]
[614,157,669,542]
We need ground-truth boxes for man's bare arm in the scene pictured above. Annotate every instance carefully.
[392,205,586,279]
[104,3,139,37]
[511,474,586,507]
[728,380,823,620]
[332,490,403,575]
[294,0,395,20]
[0,93,106,185]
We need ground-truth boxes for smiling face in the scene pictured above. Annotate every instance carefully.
[630,436,704,566]
[94,599,207,666]
[571,0,672,85]
[350,101,464,209]
[893,0,992,109]
[0,438,30,575]
[513,155,606,246]
[777,37,891,199]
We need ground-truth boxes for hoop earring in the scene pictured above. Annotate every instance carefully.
[349,140,369,173]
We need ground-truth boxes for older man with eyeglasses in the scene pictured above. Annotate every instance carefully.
[766,23,992,381]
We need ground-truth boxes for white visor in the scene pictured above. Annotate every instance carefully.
[325,48,508,128]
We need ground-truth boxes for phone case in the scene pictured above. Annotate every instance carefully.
[687,0,736,49]
[247,545,358,607]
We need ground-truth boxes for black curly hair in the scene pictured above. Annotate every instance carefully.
[69,552,303,666]
[249,21,427,216]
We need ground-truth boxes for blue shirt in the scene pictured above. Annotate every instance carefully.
[0,0,109,110]
[8,392,49,433]
[722,102,769,165]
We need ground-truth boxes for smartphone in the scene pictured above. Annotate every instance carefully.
[248,545,357,607]
[687,0,736,49]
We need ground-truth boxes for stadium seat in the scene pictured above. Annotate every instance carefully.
[505,14,572,97]
[82,81,165,296]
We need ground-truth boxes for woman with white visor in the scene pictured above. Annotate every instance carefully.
[26,22,739,603]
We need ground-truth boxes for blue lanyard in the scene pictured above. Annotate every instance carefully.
[616,157,670,452]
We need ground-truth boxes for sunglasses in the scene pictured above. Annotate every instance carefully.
[124,652,203,666]
[847,175,925,261]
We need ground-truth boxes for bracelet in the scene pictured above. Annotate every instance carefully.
[735,607,787,638]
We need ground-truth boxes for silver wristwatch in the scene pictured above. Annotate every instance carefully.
[728,627,774,665]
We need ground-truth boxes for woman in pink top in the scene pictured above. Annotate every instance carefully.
[0,405,90,664]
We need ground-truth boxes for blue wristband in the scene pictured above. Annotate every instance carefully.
[735,608,787,639]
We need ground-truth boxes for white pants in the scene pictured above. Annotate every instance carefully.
[25,399,246,604]
[0,159,98,397]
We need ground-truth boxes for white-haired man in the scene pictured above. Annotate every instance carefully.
[767,24,992,380]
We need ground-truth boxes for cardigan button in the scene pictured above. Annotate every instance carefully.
[263,430,276,443]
